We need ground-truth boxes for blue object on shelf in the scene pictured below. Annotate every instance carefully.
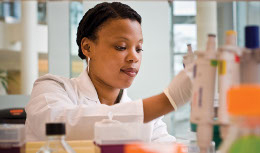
[245,25,259,49]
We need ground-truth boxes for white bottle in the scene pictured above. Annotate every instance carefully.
[217,30,241,140]
[190,34,217,153]
[37,123,75,153]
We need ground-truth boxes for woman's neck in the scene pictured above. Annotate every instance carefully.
[89,72,120,106]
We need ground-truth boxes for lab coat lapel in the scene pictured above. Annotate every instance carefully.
[119,89,132,103]
[75,69,99,102]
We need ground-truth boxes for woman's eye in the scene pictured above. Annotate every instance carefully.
[136,48,143,53]
[115,46,126,51]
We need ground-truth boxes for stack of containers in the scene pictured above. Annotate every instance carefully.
[0,124,25,153]
[94,112,150,153]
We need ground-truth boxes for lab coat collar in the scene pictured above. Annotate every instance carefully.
[75,69,131,103]
[75,69,99,102]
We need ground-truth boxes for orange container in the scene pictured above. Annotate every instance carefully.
[220,85,260,153]
[227,85,260,117]
[124,143,186,153]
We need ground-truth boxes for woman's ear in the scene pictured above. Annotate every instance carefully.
[81,37,93,59]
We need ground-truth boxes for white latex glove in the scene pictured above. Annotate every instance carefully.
[164,64,193,110]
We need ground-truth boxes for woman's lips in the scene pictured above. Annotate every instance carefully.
[120,68,138,77]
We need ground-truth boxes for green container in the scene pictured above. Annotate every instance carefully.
[190,123,222,149]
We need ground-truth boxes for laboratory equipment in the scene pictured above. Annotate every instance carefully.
[0,108,26,124]
[37,123,75,153]
[124,143,186,153]
[190,34,218,153]
[240,25,260,84]
[0,124,25,153]
[94,112,150,145]
[217,30,241,140]
[220,85,260,153]
[183,44,195,68]
[94,112,151,153]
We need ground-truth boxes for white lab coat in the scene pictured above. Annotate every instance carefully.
[25,69,175,142]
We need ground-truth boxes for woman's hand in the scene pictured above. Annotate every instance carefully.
[143,64,193,123]
[164,64,193,110]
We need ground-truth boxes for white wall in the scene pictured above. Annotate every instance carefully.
[0,21,48,53]
[125,2,171,100]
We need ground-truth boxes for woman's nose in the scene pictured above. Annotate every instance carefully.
[126,48,140,63]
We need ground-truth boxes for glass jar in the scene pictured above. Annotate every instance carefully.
[37,123,75,153]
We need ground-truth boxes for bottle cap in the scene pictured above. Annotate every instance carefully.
[46,123,65,136]
[225,30,237,45]
[245,25,259,49]
[227,85,260,116]
[226,30,237,36]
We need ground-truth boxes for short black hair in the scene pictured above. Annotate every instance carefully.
[76,2,142,60]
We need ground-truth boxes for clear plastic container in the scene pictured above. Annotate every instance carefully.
[0,124,25,147]
[0,124,25,153]
[220,85,260,153]
[37,123,75,153]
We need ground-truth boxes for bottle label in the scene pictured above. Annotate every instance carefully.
[235,55,240,63]
[211,60,218,67]
[218,60,226,75]
[199,87,203,107]
[193,64,197,78]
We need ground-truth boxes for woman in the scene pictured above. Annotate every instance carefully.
[25,2,192,142]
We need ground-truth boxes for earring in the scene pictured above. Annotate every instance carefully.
[87,57,91,73]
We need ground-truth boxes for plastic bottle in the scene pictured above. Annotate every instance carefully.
[190,34,217,153]
[217,30,241,140]
[220,85,260,153]
[37,123,75,153]
[240,25,260,83]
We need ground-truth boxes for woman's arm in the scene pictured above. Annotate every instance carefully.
[143,93,173,123]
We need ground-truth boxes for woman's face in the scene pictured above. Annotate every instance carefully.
[87,19,143,89]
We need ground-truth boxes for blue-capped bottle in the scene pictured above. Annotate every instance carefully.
[240,25,260,84]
